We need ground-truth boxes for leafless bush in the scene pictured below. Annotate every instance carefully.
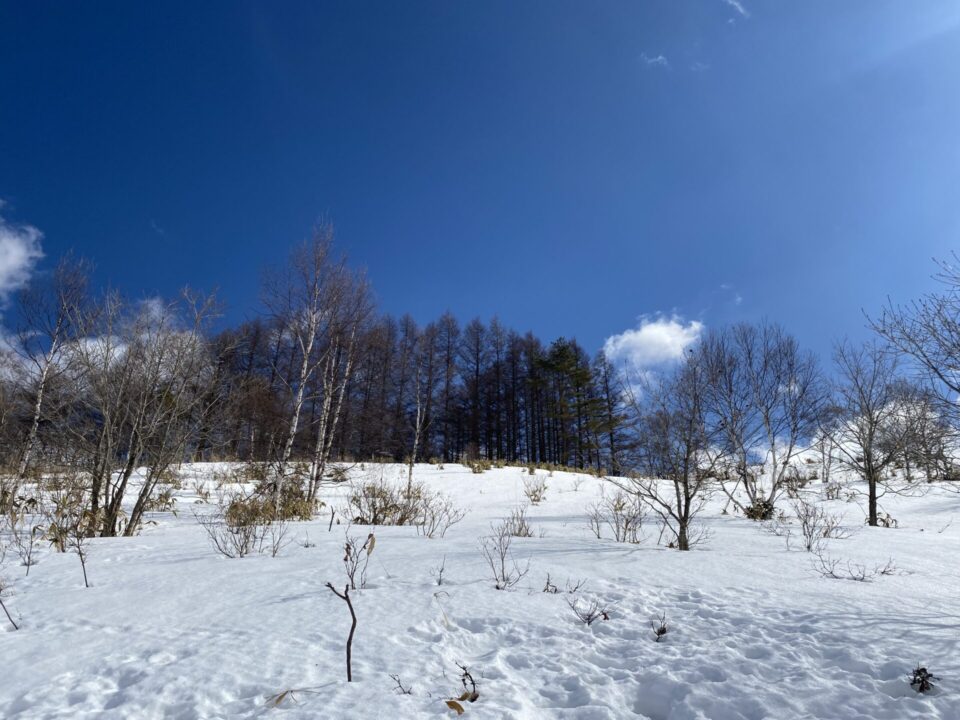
[327,465,350,483]
[543,573,586,594]
[0,546,19,630]
[431,555,446,586]
[791,498,850,552]
[346,479,422,526]
[566,596,610,625]
[812,549,899,582]
[190,479,211,503]
[390,674,412,695]
[760,511,791,540]
[69,520,92,588]
[875,512,898,528]
[522,477,547,505]
[196,509,267,558]
[342,531,375,590]
[267,520,292,557]
[4,504,41,576]
[347,477,465,538]
[194,486,290,558]
[587,489,644,543]
[143,486,178,517]
[479,524,529,590]
[650,612,669,642]
[416,494,467,539]
[502,505,535,538]
[40,477,95,586]
[41,474,88,553]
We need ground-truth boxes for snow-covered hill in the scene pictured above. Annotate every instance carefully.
[1,463,958,719]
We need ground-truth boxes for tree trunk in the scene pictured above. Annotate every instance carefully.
[16,347,56,485]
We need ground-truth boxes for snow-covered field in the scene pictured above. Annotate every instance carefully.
[2,463,958,719]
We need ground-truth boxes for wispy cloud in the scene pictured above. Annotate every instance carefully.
[603,314,704,371]
[719,283,744,306]
[640,53,670,69]
[150,219,166,236]
[690,61,711,72]
[724,0,750,18]
[0,203,43,306]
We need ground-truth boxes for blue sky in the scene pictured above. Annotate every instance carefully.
[2,1,959,368]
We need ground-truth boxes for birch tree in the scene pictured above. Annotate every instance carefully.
[306,269,371,500]
[265,224,367,509]
[8,256,89,495]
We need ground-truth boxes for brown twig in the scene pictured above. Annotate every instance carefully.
[326,582,357,681]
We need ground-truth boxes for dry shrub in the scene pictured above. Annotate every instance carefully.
[327,465,349,483]
[467,459,491,474]
[197,485,304,558]
[790,498,850,552]
[587,489,644,543]
[347,479,465,537]
[522,477,547,505]
[567,596,610,625]
[480,522,529,590]
[197,502,268,558]
[347,479,422,526]
[502,505,534,538]
[417,495,467,539]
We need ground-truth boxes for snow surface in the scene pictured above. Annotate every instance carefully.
[1,463,959,719]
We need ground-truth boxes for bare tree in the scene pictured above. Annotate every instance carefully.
[888,380,953,483]
[265,228,335,499]
[828,341,907,527]
[264,223,369,510]
[60,290,218,537]
[612,350,724,550]
[307,269,371,500]
[700,322,826,519]
[6,256,89,500]
[870,255,960,427]
[405,332,432,498]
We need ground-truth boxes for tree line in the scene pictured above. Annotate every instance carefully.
[1,226,957,542]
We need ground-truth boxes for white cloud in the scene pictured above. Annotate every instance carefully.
[641,53,670,69]
[0,204,44,304]
[603,315,704,370]
[724,0,750,18]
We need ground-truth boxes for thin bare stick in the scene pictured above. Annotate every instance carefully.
[326,582,357,682]
[0,597,17,630]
